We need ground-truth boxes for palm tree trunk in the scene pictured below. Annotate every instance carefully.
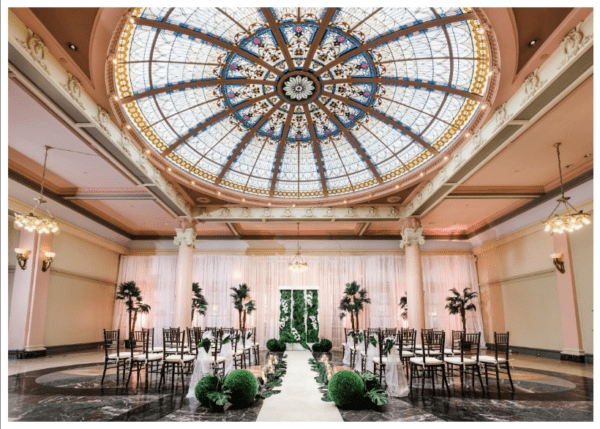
[132,311,138,332]
[350,313,355,331]
[355,311,360,331]
[242,310,247,331]
[238,310,242,329]
[461,309,466,332]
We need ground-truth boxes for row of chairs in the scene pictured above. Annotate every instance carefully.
[101,327,260,389]
[344,329,514,394]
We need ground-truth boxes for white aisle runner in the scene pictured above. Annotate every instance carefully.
[256,351,343,422]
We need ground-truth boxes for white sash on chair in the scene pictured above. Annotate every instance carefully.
[365,337,379,373]
[353,332,365,372]
[384,338,409,397]
[186,331,214,399]
[220,339,234,375]
[342,334,354,366]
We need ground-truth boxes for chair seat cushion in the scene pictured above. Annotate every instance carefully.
[401,351,415,358]
[232,350,244,356]
[244,345,253,350]
[445,356,477,365]
[479,356,507,364]
[205,357,226,364]
[107,352,140,359]
[373,356,388,364]
[133,353,163,362]
[164,354,196,363]
[165,347,190,353]
[415,349,442,356]
[444,348,461,355]
[410,357,444,366]
[150,347,163,352]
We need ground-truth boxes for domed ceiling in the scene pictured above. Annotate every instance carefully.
[112,7,492,200]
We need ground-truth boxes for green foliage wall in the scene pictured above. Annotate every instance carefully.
[279,289,319,343]
[307,290,319,343]
[292,290,306,342]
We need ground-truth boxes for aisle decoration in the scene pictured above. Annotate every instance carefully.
[306,290,319,343]
[193,354,288,411]
[309,356,388,409]
[266,338,287,352]
[292,290,306,343]
[338,281,371,331]
[279,290,294,343]
[191,282,208,326]
[231,283,256,330]
[279,288,320,347]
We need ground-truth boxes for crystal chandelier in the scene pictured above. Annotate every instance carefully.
[289,222,308,273]
[543,142,591,234]
[14,146,60,234]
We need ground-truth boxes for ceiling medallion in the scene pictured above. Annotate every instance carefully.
[279,72,319,103]
[113,8,493,200]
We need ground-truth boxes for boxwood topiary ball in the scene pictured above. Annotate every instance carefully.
[224,369,258,407]
[319,339,333,352]
[277,340,287,352]
[328,370,366,408]
[266,338,279,351]
[195,374,220,406]
[312,343,322,352]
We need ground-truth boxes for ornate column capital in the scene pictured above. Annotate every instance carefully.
[173,216,198,248]
[399,217,425,248]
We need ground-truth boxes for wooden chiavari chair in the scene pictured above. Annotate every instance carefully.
[409,330,450,395]
[445,332,485,394]
[480,332,514,393]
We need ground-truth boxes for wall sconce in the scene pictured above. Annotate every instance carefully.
[41,251,55,272]
[15,248,31,270]
[551,253,565,274]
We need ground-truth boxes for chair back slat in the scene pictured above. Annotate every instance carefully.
[422,331,445,363]
[495,331,510,361]
[103,329,120,357]
[458,332,481,362]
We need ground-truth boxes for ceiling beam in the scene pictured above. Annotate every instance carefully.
[131,17,283,76]
[215,99,286,184]
[161,91,276,157]
[303,104,329,197]
[322,91,440,155]
[358,222,371,236]
[324,77,483,102]
[121,79,274,103]
[314,12,475,76]
[303,8,338,71]
[314,99,383,184]
[226,222,241,236]
[261,8,296,71]
[269,109,295,197]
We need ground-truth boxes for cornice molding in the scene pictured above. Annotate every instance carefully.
[50,268,118,288]
[125,249,474,257]
[401,13,594,219]
[8,196,129,255]
[472,199,593,255]
[7,11,191,217]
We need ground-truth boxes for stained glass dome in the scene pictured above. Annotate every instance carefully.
[113,7,492,200]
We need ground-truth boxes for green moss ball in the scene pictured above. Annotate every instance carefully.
[266,339,279,351]
[224,369,258,407]
[328,370,366,408]
[277,340,287,352]
[312,343,322,352]
[195,374,220,406]
[319,339,333,352]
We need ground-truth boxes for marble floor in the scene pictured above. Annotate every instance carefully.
[7,348,593,422]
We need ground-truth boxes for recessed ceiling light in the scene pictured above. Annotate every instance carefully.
[528,38,540,47]
[343,200,347,204]
[126,125,131,129]
[167,167,172,171]
[268,202,271,206]
[242,198,245,202]
[584,153,592,158]
[191,181,195,185]
[419,172,424,177]
[395,185,400,189]
[444,155,449,161]
[145,149,150,154]
[218,191,221,195]
[66,42,78,51]
[292,204,296,207]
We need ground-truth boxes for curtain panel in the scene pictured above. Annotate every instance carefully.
[113,253,485,349]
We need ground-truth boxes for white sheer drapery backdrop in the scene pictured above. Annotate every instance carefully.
[113,253,485,349]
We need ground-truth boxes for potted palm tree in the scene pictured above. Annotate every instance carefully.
[231,283,256,330]
[115,281,147,348]
[338,281,371,331]
[131,302,151,331]
[445,287,478,349]
[191,282,208,327]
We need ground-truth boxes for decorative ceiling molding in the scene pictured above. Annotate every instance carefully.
[8,10,192,218]
[401,14,593,219]
[194,205,401,222]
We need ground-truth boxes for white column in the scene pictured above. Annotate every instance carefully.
[173,216,197,330]
[399,217,426,336]
[9,229,54,357]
